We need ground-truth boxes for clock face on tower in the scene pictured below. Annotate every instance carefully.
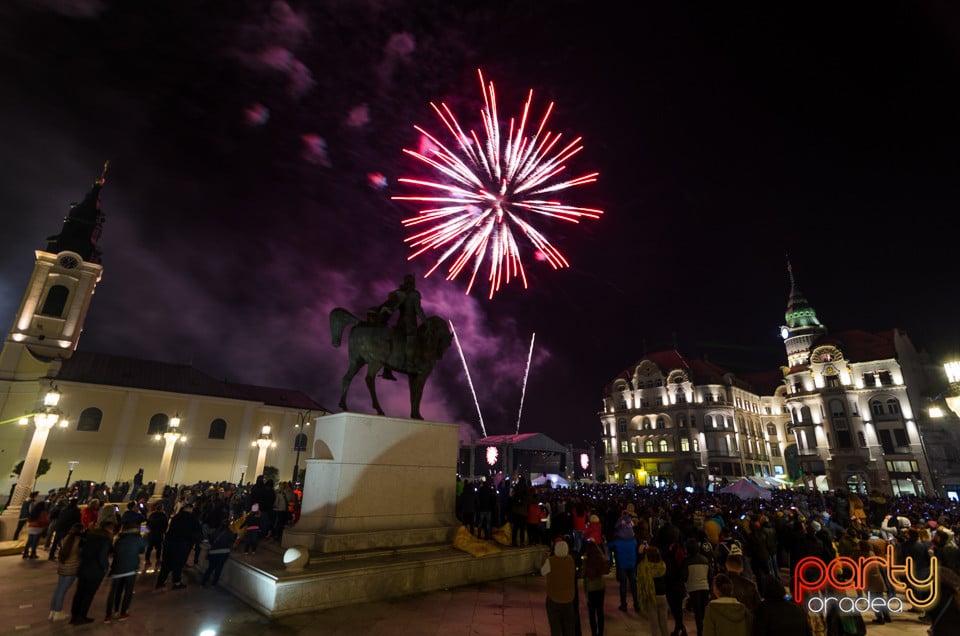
[780,326,790,340]
[58,254,79,269]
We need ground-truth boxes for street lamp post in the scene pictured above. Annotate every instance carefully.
[65,460,79,490]
[292,411,311,486]
[7,386,68,512]
[252,424,276,480]
[150,415,186,502]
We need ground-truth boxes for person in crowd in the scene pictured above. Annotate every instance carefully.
[541,538,577,636]
[638,544,669,636]
[202,518,238,587]
[144,501,168,569]
[48,497,81,560]
[48,523,83,622]
[752,574,811,636]
[70,519,115,625]
[703,573,751,636]
[724,549,761,614]
[664,537,688,636]
[476,478,495,541]
[682,539,712,636]
[241,503,263,555]
[104,519,145,622]
[156,502,201,589]
[582,538,609,636]
[585,513,604,547]
[22,500,50,559]
[608,512,640,612]
[13,490,38,540]
[80,498,100,528]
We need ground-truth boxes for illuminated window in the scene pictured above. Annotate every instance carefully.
[620,441,629,453]
[658,439,668,453]
[692,438,700,452]
[681,438,690,452]
[678,415,686,428]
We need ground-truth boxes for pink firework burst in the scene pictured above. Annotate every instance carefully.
[392,70,603,299]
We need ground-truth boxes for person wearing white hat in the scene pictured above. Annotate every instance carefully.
[541,539,576,635]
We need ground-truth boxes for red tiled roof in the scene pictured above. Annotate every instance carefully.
[56,351,330,411]
[813,329,897,362]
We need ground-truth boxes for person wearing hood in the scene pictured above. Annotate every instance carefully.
[638,544,669,636]
[703,573,751,636]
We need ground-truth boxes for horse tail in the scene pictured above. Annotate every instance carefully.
[330,308,360,347]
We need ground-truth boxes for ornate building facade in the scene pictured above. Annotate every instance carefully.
[600,268,959,497]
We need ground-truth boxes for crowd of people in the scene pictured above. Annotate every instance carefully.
[9,475,300,625]
[458,477,960,636]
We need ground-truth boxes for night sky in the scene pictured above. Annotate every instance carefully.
[2,1,959,448]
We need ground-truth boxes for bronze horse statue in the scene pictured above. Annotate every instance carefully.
[330,308,452,420]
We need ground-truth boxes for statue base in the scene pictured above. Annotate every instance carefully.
[281,412,459,553]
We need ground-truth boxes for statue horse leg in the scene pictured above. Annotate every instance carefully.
[365,365,386,416]
[338,357,364,412]
[409,372,426,420]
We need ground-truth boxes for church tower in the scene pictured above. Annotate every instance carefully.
[779,260,826,369]
[0,165,107,381]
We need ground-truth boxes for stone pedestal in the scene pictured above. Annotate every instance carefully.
[282,412,459,553]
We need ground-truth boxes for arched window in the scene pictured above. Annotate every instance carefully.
[208,418,227,440]
[870,399,884,416]
[706,415,715,428]
[643,418,651,430]
[644,440,654,453]
[76,407,102,432]
[147,413,169,436]
[656,417,665,429]
[658,439,668,453]
[886,399,900,415]
[39,285,69,317]
[692,437,700,452]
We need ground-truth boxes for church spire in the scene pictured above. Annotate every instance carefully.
[45,161,108,264]
[784,256,822,330]
[780,257,827,368]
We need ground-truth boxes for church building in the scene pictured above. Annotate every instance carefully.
[0,170,328,536]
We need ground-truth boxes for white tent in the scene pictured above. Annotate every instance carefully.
[718,477,772,500]
[531,474,570,488]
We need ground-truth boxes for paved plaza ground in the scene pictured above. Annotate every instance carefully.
[0,544,937,636]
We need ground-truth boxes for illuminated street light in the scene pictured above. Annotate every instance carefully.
[65,460,79,490]
[253,424,277,479]
[150,415,186,502]
[2,385,69,537]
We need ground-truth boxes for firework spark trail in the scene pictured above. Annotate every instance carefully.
[449,320,486,437]
[515,332,536,435]
[394,69,603,299]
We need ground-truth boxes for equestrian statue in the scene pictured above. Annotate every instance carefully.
[330,275,452,420]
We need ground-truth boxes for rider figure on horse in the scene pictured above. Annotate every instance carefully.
[371,274,426,380]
